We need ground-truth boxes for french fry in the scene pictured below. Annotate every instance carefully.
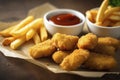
[10,36,26,49]
[107,5,113,9]
[112,11,120,16]
[10,16,34,34]
[114,22,120,26]
[86,11,93,22]
[108,15,120,21]
[2,37,16,46]
[0,25,15,37]
[90,9,98,22]
[96,0,109,25]
[40,21,48,42]
[26,29,36,41]
[33,32,41,44]
[104,7,120,21]
[102,19,111,26]
[11,18,42,37]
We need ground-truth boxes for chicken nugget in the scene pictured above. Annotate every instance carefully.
[52,33,79,50]
[77,33,98,49]
[29,39,56,58]
[84,52,117,70]
[93,44,116,56]
[60,49,90,70]
[52,51,70,64]
[98,37,120,49]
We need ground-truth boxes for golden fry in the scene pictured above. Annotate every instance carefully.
[109,15,120,21]
[112,11,120,16]
[33,32,41,44]
[114,21,120,26]
[10,37,26,49]
[2,37,16,46]
[12,18,42,37]
[10,16,34,34]
[40,22,48,42]
[96,0,109,25]
[0,26,15,37]
[104,7,120,21]
[90,9,98,22]
[26,29,36,41]
[86,11,93,22]
[102,19,111,26]
[86,9,98,23]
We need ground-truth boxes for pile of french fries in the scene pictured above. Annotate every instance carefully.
[0,16,48,49]
[86,0,120,27]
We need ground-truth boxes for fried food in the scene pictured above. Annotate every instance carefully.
[96,0,109,25]
[98,37,120,48]
[84,52,117,70]
[86,9,98,23]
[2,37,16,46]
[52,33,79,50]
[1,17,47,50]
[29,39,56,58]
[104,7,120,22]
[60,49,90,70]
[77,33,98,50]
[10,36,26,49]
[10,16,34,34]
[26,29,36,41]
[11,18,42,37]
[0,25,15,37]
[86,0,120,27]
[40,22,48,42]
[33,32,41,44]
[93,44,116,56]
[52,51,70,64]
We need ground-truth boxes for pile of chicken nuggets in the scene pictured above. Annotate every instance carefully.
[29,33,120,71]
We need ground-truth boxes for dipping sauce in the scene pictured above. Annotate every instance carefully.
[49,13,81,26]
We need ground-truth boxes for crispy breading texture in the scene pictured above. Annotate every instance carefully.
[52,33,79,51]
[60,49,90,70]
[77,33,98,50]
[92,44,116,56]
[98,37,120,48]
[29,39,56,58]
[84,52,117,70]
[52,51,70,64]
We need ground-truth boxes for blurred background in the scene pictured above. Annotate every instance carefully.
[0,0,102,22]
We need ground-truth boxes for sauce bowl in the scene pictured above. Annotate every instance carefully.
[86,12,120,38]
[43,9,85,36]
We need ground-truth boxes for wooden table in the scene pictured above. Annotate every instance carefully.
[1,0,118,80]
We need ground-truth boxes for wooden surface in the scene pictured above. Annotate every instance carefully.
[0,0,115,80]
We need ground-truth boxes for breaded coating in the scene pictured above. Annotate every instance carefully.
[29,39,56,58]
[98,37,120,48]
[52,33,79,50]
[52,51,70,64]
[84,52,117,70]
[77,33,98,50]
[60,49,90,70]
[93,44,116,56]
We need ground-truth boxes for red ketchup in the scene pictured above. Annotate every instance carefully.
[49,13,81,26]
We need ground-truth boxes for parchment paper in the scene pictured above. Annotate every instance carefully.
[0,3,120,78]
